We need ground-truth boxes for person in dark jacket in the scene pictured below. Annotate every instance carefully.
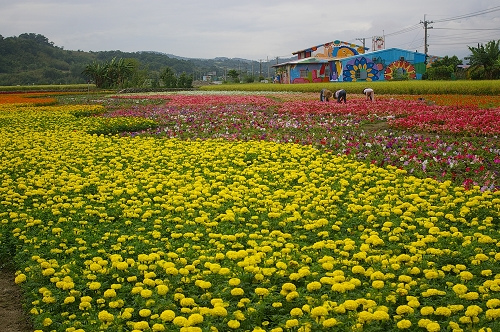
[335,89,347,103]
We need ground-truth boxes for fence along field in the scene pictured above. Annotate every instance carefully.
[0,86,499,332]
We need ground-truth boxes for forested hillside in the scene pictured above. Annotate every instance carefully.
[0,33,286,86]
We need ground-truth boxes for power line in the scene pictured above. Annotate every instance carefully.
[431,6,500,23]
[433,27,500,31]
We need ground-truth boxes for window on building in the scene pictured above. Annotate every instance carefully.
[355,69,368,80]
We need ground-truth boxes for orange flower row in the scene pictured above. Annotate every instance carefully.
[0,92,69,105]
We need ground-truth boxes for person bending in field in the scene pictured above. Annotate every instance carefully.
[335,89,347,103]
[363,87,375,101]
[320,89,333,102]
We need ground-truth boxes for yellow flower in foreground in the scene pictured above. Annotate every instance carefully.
[160,309,176,321]
[310,306,328,318]
[42,318,52,326]
[152,323,166,332]
[227,320,240,329]
[255,287,269,296]
[397,319,412,329]
[322,318,337,327]
[285,319,299,328]
[14,273,26,284]
[98,310,114,322]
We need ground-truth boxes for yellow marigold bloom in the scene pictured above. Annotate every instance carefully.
[310,306,328,318]
[140,289,153,298]
[426,322,440,332]
[351,265,365,274]
[421,306,434,315]
[371,310,388,320]
[452,284,468,295]
[115,261,128,270]
[255,287,269,296]
[285,319,299,328]
[357,311,373,323]
[306,281,322,292]
[103,289,116,298]
[173,316,188,327]
[160,309,176,321]
[434,307,452,316]
[465,305,483,317]
[229,278,241,286]
[156,284,169,295]
[42,318,52,326]
[98,310,114,322]
[139,309,151,317]
[322,318,337,327]
[89,282,101,290]
[233,310,245,320]
[397,319,412,329]
[211,306,228,317]
[134,321,150,330]
[372,280,385,289]
[459,271,474,281]
[281,283,296,294]
[14,273,26,284]
[188,313,204,325]
[487,299,500,308]
[180,297,196,307]
[344,299,358,311]
[64,296,75,304]
[290,308,303,316]
[231,288,244,296]
[486,308,500,320]
[462,292,479,300]
[227,320,240,329]
[396,305,414,315]
[152,323,166,332]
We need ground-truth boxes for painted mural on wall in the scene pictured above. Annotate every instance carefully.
[329,49,426,82]
[288,63,330,84]
[274,47,426,83]
[312,40,366,59]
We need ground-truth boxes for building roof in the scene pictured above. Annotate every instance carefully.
[272,57,330,67]
[292,40,368,55]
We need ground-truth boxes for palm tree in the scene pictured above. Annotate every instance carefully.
[82,61,109,88]
[465,40,500,79]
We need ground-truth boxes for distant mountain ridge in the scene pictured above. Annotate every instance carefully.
[0,33,294,86]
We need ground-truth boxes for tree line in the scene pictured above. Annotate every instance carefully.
[0,33,498,86]
[425,40,500,80]
[81,57,193,89]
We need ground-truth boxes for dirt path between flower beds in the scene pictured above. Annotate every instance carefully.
[0,268,33,332]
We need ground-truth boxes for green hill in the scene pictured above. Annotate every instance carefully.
[0,33,288,86]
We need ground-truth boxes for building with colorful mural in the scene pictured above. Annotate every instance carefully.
[273,40,427,84]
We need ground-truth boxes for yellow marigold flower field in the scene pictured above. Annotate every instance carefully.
[1,94,499,331]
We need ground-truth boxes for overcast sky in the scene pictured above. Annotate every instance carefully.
[1,0,499,61]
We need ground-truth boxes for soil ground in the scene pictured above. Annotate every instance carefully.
[0,267,33,332]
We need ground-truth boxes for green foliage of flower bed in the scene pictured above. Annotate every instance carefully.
[201,80,500,96]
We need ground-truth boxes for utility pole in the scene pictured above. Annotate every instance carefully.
[356,38,366,50]
[420,14,433,64]
[267,56,270,79]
